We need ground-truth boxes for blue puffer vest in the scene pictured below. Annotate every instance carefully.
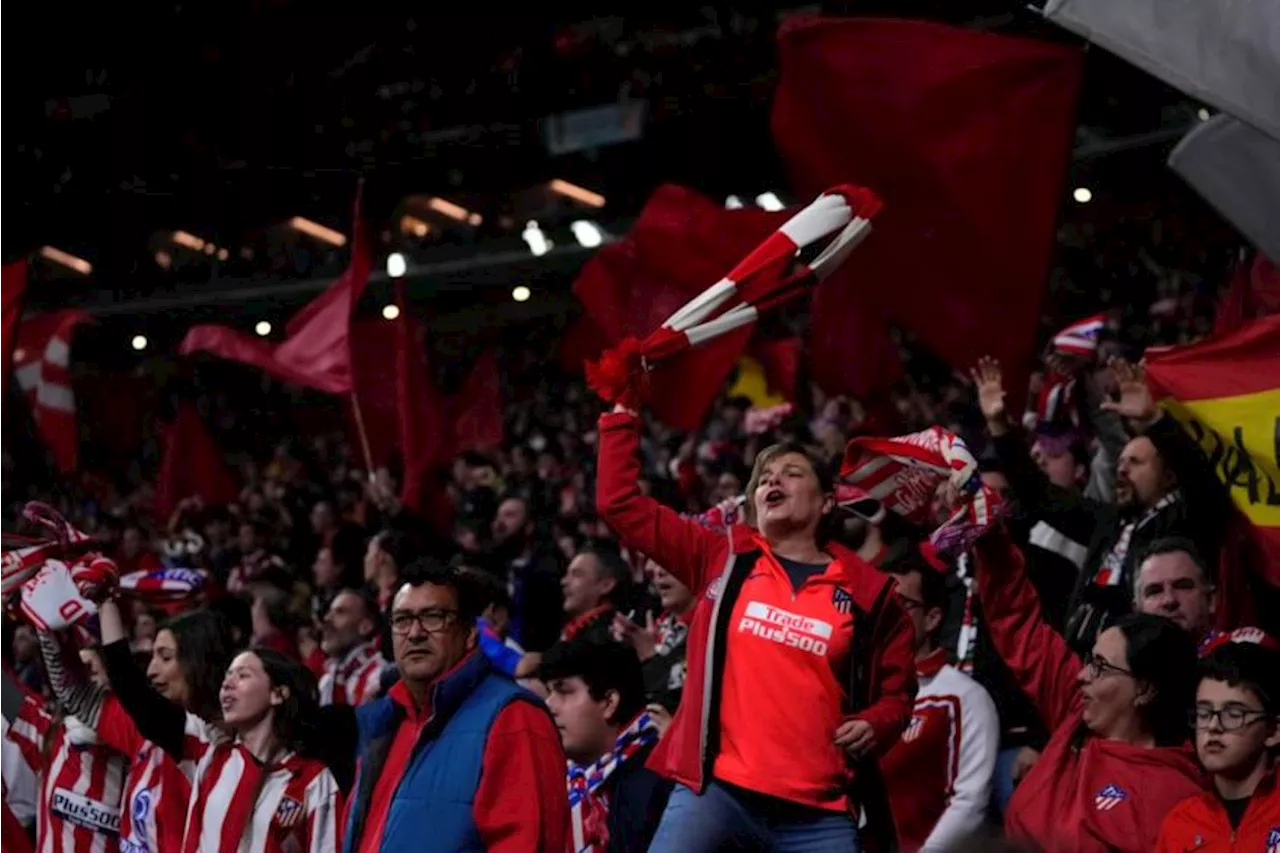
[341,652,539,852]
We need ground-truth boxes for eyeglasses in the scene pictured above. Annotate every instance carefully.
[389,608,458,635]
[1191,704,1270,732]
[1083,654,1133,680]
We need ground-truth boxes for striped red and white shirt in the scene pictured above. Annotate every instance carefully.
[94,698,216,853]
[317,643,382,708]
[6,696,127,853]
[182,743,338,853]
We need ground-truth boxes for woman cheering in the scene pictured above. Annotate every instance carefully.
[972,528,1203,851]
[183,648,338,853]
[596,404,916,851]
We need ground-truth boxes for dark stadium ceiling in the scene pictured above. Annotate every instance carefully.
[4,2,1208,318]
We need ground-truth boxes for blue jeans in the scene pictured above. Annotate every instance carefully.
[648,782,860,853]
[991,746,1020,818]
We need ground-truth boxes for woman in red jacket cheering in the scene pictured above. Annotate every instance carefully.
[596,404,916,852]
[972,529,1203,852]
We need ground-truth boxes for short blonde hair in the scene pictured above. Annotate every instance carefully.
[744,442,833,526]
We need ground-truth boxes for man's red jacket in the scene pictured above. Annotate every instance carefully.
[596,410,916,812]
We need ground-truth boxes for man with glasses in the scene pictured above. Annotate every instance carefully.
[1156,629,1280,851]
[880,554,999,852]
[341,558,568,852]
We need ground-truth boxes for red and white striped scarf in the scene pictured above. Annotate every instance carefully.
[567,711,659,853]
[586,185,882,408]
[841,427,1001,556]
[1035,313,1106,428]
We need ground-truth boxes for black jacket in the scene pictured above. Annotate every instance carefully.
[602,738,671,852]
[1064,414,1230,653]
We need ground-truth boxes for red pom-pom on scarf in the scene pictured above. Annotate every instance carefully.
[585,336,648,409]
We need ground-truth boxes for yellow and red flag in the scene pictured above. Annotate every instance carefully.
[1146,315,1280,578]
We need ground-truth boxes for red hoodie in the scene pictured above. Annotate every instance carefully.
[596,410,916,812]
[973,531,1206,852]
[1155,767,1280,852]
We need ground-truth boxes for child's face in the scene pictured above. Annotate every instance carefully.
[1194,679,1280,775]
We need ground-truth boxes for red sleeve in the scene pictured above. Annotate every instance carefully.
[595,411,724,593]
[972,528,1082,731]
[8,696,51,773]
[473,702,569,853]
[853,582,917,754]
[95,693,146,757]
[2,803,33,853]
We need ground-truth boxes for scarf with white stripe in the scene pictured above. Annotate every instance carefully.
[567,711,659,853]
[586,185,881,408]
[1093,490,1181,586]
[1035,313,1106,428]
[841,426,1002,556]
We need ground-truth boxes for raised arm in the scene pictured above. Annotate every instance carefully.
[972,528,1082,732]
[99,598,188,760]
[595,408,724,594]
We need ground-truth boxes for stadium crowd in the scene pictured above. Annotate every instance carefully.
[4,210,1279,853]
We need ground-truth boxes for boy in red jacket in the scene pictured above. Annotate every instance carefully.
[1156,630,1280,852]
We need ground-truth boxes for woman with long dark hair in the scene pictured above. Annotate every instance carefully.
[596,403,917,851]
[182,648,338,853]
[34,592,238,853]
[972,528,1203,851]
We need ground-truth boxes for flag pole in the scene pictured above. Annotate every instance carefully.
[349,387,376,479]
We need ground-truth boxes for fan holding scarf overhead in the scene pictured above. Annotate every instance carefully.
[585,184,883,428]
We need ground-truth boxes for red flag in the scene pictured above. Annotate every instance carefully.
[393,283,449,514]
[573,184,786,428]
[154,402,240,521]
[1145,315,1280,581]
[2,262,26,400]
[13,310,91,472]
[751,337,802,403]
[180,187,372,394]
[449,350,504,453]
[773,16,1082,407]
[347,320,402,469]
[1215,254,1280,336]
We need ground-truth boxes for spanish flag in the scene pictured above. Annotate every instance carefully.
[1146,315,1280,574]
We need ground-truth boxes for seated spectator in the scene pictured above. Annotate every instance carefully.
[342,559,567,852]
[880,554,999,852]
[542,638,670,853]
[318,589,383,707]
[1156,630,1280,852]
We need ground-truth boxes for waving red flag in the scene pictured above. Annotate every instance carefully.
[14,310,91,472]
[155,402,240,521]
[180,186,371,393]
[773,16,1082,408]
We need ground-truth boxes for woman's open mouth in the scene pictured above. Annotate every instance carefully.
[764,489,786,508]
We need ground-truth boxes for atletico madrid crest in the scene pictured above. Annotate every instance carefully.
[831,587,852,615]
[274,796,304,829]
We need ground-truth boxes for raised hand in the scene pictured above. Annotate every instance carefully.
[1099,357,1158,427]
[611,610,658,662]
[969,357,1009,434]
